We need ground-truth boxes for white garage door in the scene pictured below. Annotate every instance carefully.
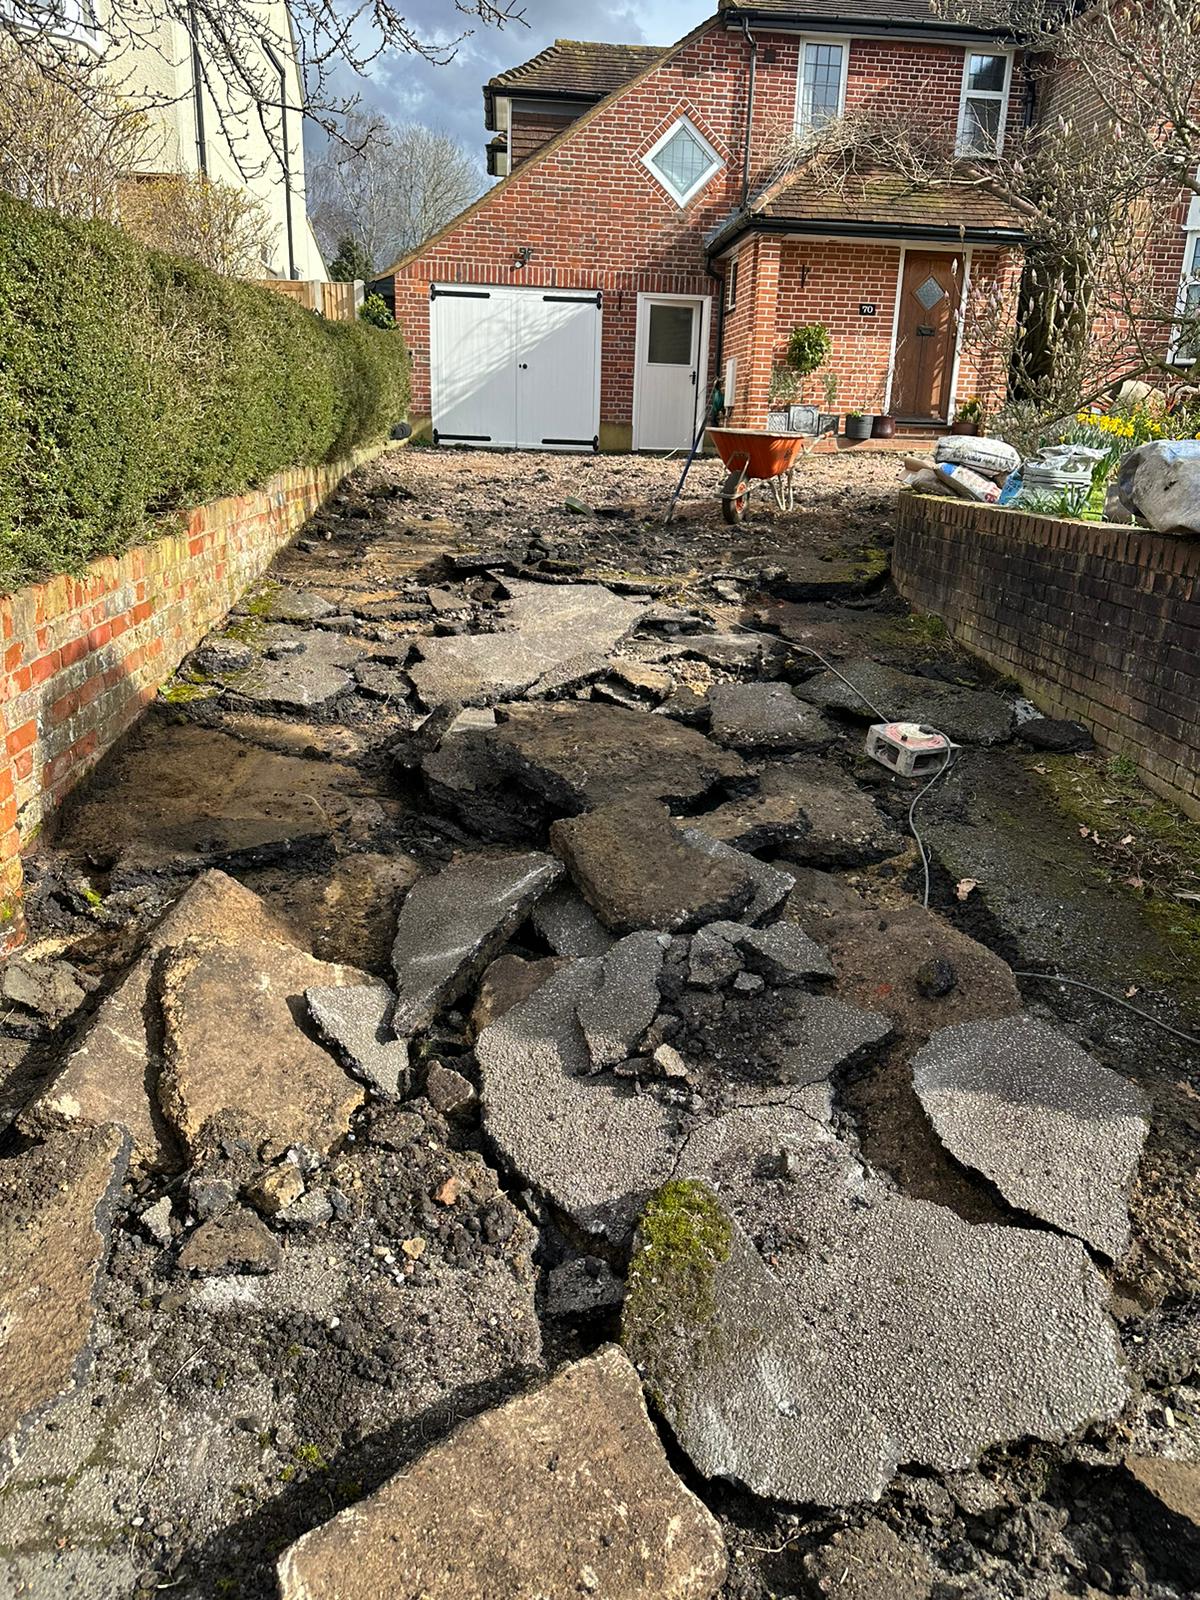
[430,284,602,451]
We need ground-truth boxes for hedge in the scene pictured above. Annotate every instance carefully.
[0,196,410,590]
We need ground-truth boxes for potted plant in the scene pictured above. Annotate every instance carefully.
[872,410,897,439]
[819,372,839,437]
[767,366,798,432]
[844,409,874,441]
[952,397,984,435]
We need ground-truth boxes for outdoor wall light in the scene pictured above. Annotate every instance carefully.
[514,246,535,268]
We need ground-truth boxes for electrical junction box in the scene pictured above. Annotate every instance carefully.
[866,722,956,778]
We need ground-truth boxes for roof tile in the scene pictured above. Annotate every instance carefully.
[487,39,665,100]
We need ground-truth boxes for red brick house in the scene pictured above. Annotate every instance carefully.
[388,1,1039,451]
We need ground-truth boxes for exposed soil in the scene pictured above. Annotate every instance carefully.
[1,446,1198,1600]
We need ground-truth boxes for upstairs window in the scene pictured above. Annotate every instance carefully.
[1171,198,1200,365]
[957,51,1011,157]
[643,115,722,207]
[795,39,848,137]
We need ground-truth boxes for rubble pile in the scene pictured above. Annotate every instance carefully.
[0,452,1192,1600]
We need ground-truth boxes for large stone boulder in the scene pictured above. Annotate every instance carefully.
[1114,439,1200,533]
[276,1348,727,1600]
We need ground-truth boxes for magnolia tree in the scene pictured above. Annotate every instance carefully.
[763,0,1200,419]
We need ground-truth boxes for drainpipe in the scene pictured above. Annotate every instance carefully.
[187,1,208,176]
[261,36,297,280]
[740,16,758,207]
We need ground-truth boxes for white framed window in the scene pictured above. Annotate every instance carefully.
[4,0,101,48]
[1171,222,1200,365]
[642,114,722,207]
[795,37,849,137]
[956,50,1012,157]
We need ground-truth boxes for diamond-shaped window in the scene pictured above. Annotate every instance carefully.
[915,275,947,311]
[647,118,721,205]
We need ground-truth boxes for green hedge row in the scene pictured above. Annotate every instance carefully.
[0,196,410,590]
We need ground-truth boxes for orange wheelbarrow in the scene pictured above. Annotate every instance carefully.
[708,427,812,524]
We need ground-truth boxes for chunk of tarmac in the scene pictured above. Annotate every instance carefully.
[276,1348,727,1600]
[912,1016,1149,1259]
[390,851,562,1036]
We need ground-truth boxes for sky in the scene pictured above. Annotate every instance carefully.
[347,0,712,172]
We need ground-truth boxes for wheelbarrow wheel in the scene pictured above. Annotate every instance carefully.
[721,468,749,524]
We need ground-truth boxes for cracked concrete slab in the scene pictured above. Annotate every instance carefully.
[576,931,665,1070]
[706,681,836,754]
[158,935,373,1159]
[912,1017,1150,1258]
[1,1126,130,1472]
[675,827,795,923]
[18,871,291,1172]
[551,802,758,934]
[529,883,613,957]
[276,1347,727,1600]
[408,581,643,707]
[390,851,562,1036]
[476,960,678,1240]
[490,700,750,814]
[625,1109,1128,1506]
[692,763,904,866]
[306,983,409,1097]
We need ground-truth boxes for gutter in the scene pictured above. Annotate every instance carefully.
[719,8,1019,44]
[708,214,1027,255]
[186,0,208,177]
[740,17,757,207]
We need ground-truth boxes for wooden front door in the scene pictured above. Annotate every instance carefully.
[891,252,963,421]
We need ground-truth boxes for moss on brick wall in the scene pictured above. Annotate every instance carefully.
[0,197,410,590]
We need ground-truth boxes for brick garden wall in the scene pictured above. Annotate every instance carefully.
[894,494,1200,819]
[0,443,392,951]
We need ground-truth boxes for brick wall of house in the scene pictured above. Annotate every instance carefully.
[394,19,1026,436]
[894,494,1200,819]
[0,443,392,953]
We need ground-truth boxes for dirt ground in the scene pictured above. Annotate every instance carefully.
[1,446,1198,1600]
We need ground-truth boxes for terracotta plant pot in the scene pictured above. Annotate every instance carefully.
[871,415,897,438]
[844,414,874,441]
[951,419,980,435]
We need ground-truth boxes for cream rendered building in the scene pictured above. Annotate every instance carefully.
[12,0,326,279]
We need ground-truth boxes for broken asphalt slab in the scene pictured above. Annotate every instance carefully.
[489,699,750,814]
[476,959,678,1240]
[912,1016,1150,1258]
[390,851,562,1035]
[276,1347,727,1600]
[551,801,759,934]
[1,1126,130,1472]
[795,657,1014,746]
[691,762,904,867]
[306,983,410,1098]
[158,935,376,1159]
[706,681,836,755]
[576,930,665,1070]
[18,870,292,1172]
[407,580,644,707]
[231,625,363,712]
[624,1115,1128,1507]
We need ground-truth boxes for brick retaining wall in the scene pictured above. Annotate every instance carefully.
[0,442,393,952]
[893,494,1200,819]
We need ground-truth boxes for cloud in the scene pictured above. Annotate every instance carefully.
[325,0,710,171]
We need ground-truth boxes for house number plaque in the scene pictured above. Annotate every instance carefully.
[859,303,877,316]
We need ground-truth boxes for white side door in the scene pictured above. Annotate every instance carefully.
[634,294,709,451]
[515,291,602,450]
[430,286,517,447]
